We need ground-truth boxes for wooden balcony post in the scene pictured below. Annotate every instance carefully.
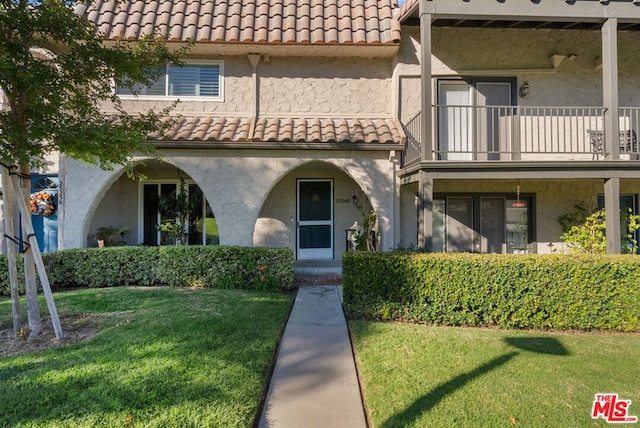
[601,18,620,160]
[418,170,433,252]
[604,177,621,254]
[419,1,433,161]
[417,1,434,252]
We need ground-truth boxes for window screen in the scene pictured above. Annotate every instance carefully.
[116,63,221,98]
[169,65,220,97]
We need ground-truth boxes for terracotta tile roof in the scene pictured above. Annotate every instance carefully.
[79,0,401,46]
[394,0,418,23]
[151,116,253,141]
[253,117,402,144]
[150,116,404,145]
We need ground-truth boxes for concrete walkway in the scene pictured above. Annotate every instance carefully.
[259,285,367,428]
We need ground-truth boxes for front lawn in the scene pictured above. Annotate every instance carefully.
[0,287,293,427]
[351,321,640,427]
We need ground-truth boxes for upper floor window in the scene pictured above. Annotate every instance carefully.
[116,61,223,100]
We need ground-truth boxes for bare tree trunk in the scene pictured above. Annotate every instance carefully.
[22,167,41,337]
[1,166,22,338]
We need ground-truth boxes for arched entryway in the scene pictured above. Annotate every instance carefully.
[88,161,219,247]
[253,161,375,261]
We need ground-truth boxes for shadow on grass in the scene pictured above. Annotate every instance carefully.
[0,288,293,427]
[504,336,570,356]
[381,336,569,428]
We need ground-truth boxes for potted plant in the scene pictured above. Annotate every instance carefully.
[156,173,199,245]
[92,226,130,247]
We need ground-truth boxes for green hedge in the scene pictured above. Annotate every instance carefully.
[343,252,640,331]
[0,246,294,295]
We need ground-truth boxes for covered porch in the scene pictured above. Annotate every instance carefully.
[396,0,640,253]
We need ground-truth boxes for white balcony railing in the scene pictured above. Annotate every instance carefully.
[402,106,640,166]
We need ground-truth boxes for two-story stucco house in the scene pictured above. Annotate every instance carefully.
[60,0,403,274]
[34,0,640,271]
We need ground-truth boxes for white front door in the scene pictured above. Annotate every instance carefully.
[297,179,334,260]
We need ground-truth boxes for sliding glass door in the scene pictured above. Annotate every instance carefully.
[438,80,514,160]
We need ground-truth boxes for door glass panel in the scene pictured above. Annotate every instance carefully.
[506,201,528,253]
[446,197,474,252]
[597,194,637,253]
[299,181,331,221]
[187,184,204,245]
[433,199,446,252]
[159,183,178,245]
[477,83,512,160]
[439,83,472,160]
[480,197,505,253]
[143,184,159,246]
[299,225,332,249]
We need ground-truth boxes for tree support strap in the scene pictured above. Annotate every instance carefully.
[0,162,30,179]
[3,233,33,253]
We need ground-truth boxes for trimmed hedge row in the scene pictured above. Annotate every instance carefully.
[0,246,294,295]
[343,252,640,331]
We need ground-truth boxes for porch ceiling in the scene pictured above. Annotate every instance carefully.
[150,116,405,146]
[398,160,640,182]
[395,0,640,31]
[404,18,640,31]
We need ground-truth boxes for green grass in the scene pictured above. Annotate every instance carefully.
[351,321,640,427]
[0,287,293,427]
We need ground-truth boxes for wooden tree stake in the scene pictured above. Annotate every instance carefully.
[1,167,22,337]
[7,169,63,340]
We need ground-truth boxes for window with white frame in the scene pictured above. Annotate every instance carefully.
[116,61,223,100]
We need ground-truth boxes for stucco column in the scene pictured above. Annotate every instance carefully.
[417,170,433,251]
[602,18,620,160]
[390,151,401,250]
[604,177,621,254]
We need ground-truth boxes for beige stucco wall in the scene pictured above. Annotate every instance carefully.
[63,149,399,258]
[396,26,640,121]
[89,173,139,246]
[260,56,393,116]
[106,55,394,118]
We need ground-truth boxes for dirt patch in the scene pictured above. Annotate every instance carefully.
[0,314,100,358]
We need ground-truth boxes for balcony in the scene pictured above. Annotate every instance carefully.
[403,106,640,167]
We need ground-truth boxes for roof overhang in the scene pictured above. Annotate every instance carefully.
[101,40,399,58]
[154,141,403,150]
[399,160,640,182]
[148,116,406,147]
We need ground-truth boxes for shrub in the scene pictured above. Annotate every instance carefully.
[559,205,640,254]
[343,252,640,331]
[0,246,294,295]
